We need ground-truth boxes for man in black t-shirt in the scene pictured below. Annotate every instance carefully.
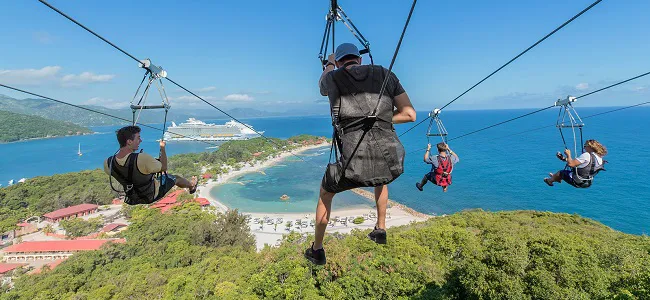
[305,43,417,265]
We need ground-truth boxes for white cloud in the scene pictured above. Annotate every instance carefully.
[223,94,254,101]
[61,72,115,86]
[275,100,303,104]
[633,86,647,92]
[575,83,589,90]
[0,66,116,87]
[33,31,55,44]
[173,95,216,102]
[83,97,129,109]
[0,66,61,85]
[196,86,217,92]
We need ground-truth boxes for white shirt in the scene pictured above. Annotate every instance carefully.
[576,152,603,169]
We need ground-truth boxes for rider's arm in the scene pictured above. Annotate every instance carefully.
[159,141,168,172]
[423,144,432,163]
[319,54,336,96]
[393,92,416,124]
[448,148,459,162]
[564,149,582,167]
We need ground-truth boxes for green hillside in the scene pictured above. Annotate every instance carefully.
[3,209,649,299]
[0,135,324,233]
[0,110,92,142]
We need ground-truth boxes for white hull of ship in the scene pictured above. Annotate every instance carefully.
[164,132,263,142]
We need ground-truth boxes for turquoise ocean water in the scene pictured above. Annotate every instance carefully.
[1,107,648,234]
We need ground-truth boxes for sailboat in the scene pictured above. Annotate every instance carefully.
[77,143,83,156]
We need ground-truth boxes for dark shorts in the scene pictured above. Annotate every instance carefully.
[425,172,435,182]
[560,170,579,187]
[154,173,177,201]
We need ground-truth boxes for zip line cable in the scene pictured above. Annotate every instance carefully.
[575,71,650,100]
[493,100,650,141]
[36,0,316,165]
[398,0,603,137]
[448,106,556,142]
[37,0,140,64]
[372,0,417,115]
[406,100,650,155]
[447,70,650,142]
[0,83,221,147]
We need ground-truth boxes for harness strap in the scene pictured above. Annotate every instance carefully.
[328,64,400,180]
[126,153,135,189]
[107,156,123,193]
[437,156,452,173]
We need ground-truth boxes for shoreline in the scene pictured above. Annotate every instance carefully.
[197,142,331,212]
[0,132,94,145]
[196,142,434,250]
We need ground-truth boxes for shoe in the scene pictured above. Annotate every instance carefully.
[543,178,554,187]
[415,182,423,191]
[304,243,326,265]
[368,227,387,244]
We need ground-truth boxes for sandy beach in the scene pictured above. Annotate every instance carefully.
[197,141,432,250]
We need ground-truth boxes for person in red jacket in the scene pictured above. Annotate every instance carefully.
[416,143,459,192]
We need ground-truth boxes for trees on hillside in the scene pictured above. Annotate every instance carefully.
[7,209,650,299]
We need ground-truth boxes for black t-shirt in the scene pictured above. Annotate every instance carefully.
[319,65,405,122]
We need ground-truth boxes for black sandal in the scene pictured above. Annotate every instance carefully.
[543,178,554,187]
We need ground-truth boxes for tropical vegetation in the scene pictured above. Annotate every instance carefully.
[0,135,325,233]
[3,208,649,299]
[0,110,92,143]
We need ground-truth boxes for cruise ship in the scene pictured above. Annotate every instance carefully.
[164,118,262,141]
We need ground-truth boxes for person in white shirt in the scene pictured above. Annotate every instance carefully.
[544,139,607,188]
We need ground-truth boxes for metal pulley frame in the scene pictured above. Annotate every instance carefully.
[318,0,373,68]
[130,58,171,139]
[426,109,449,144]
[554,95,585,154]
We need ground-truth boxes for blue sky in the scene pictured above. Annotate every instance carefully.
[1,0,649,114]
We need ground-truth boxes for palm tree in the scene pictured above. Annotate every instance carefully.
[43,224,54,235]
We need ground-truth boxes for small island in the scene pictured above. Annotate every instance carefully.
[279,194,290,201]
[0,110,93,143]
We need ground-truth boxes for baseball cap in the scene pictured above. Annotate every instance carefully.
[335,43,361,61]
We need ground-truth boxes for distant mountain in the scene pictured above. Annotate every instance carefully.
[0,94,327,127]
[0,94,141,126]
[0,110,92,143]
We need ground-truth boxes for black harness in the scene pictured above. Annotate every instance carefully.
[107,152,157,205]
[323,62,404,192]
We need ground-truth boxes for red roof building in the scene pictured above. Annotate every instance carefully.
[157,197,178,205]
[42,204,99,222]
[3,239,117,253]
[195,198,210,207]
[149,190,187,213]
[202,173,212,179]
[0,263,25,275]
[1,239,124,262]
[100,223,127,233]
[112,198,124,205]
[29,259,67,275]
[159,203,182,214]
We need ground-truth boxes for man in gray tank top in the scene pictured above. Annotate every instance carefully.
[305,43,417,265]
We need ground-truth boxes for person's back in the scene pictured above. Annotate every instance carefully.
[416,143,459,192]
[544,139,607,188]
[321,62,406,191]
[306,43,416,265]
